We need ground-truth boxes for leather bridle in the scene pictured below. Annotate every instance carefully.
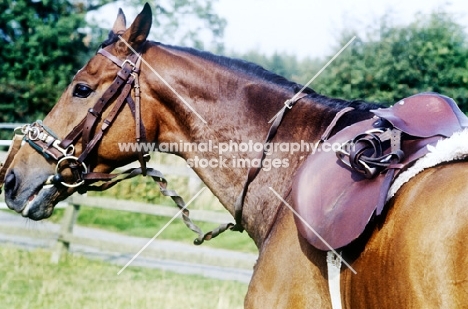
[2,45,234,245]
[20,47,147,188]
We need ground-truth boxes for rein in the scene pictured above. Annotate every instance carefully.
[231,94,307,231]
[18,48,146,188]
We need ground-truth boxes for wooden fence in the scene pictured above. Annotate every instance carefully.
[0,127,253,270]
[49,194,235,264]
[0,194,249,268]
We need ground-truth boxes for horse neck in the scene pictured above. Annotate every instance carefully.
[144,43,370,247]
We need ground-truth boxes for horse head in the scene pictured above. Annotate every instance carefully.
[3,4,159,220]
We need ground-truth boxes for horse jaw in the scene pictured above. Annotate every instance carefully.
[4,167,72,220]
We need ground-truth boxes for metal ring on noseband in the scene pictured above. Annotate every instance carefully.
[25,125,41,141]
[54,156,88,188]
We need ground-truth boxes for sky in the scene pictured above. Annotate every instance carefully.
[90,0,468,59]
[214,0,468,59]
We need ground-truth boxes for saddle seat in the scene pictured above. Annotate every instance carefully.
[291,92,468,251]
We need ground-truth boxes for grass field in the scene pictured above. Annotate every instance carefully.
[0,154,254,308]
[0,246,248,309]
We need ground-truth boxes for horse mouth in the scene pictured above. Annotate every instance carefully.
[20,185,61,220]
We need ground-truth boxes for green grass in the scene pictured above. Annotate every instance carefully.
[0,246,247,309]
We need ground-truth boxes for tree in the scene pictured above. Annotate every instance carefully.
[0,0,226,127]
[86,1,226,52]
[0,0,89,124]
[151,0,226,51]
[314,11,468,111]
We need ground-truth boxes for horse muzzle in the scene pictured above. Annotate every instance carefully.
[3,168,59,220]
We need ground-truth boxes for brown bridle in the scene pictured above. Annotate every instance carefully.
[18,48,147,188]
[0,46,234,245]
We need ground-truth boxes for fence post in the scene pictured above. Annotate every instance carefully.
[50,202,80,263]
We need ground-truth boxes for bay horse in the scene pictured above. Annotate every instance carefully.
[4,4,468,308]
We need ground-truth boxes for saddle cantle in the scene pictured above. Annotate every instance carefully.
[372,92,468,137]
[292,92,468,251]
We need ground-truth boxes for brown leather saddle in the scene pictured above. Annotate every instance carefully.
[292,92,468,251]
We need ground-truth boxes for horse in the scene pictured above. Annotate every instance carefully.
[4,4,468,308]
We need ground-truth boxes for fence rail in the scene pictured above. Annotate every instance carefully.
[0,194,243,267]
[0,124,253,272]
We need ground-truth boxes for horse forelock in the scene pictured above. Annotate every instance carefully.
[100,30,121,49]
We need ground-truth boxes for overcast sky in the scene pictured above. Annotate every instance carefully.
[90,0,468,59]
[215,0,468,58]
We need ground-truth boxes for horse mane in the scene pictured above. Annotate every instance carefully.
[99,32,381,112]
[162,44,382,112]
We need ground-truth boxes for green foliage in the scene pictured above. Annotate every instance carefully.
[152,0,226,51]
[233,11,468,112]
[0,0,89,124]
[0,0,226,127]
[314,12,468,109]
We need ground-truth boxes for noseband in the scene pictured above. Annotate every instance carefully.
[2,45,234,245]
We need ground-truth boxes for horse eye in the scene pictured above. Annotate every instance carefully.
[73,84,93,98]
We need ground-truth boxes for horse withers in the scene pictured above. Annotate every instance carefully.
[3,4,468,308]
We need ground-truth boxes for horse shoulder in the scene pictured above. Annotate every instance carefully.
[244,205,332,308]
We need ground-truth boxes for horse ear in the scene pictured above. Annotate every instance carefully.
[112,8,127,34]
[116,3,152,55]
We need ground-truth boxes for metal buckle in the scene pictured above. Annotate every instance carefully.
[284,99,294,109]
[54,156,88,188]
[21,123,41,141]
[52,140,75,157]
[359,160,378,179]
[122,59,136,69]
[335,140,378,179]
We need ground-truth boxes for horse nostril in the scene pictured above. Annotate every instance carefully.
[4,170,19,196]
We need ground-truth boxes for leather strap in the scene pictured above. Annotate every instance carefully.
[78,75,136,164]
[233,102,354,231]
[81,167,233,244]
[232,93,308,231]
[3,45,232,246]
[81,55,138,151]
[321,107,355,142]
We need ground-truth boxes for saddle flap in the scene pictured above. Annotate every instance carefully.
[292,119,383,250]
[371,93,466,138]
[292,93,465,251]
